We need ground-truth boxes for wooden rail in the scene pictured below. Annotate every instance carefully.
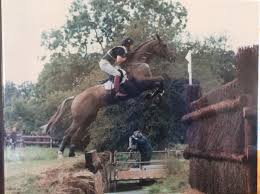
[22,136,53,147]
[182,95,248,122]
[6,135,53,148]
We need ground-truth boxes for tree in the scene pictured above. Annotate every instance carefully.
[4,81,19,106]
[18,81,36,100]
[41,0,187,56]
[184,35,236,84]
[37,53,101,97]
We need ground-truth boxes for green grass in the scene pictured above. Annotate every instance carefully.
[5,147,58,163]
[5,147,60,194]
[4,147,85,194]
[144,157,189,194]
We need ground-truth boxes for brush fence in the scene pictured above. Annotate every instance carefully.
[182,46,258,194]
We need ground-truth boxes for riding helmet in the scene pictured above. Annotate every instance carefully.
[121,37,134,47]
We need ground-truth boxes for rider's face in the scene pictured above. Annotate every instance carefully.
[129,44,134,50]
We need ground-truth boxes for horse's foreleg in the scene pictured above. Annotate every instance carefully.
[138,78,164,105]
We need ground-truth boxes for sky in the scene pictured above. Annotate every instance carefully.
[2,0,259,84]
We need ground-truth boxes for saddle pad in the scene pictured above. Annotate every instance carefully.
[103,80,114,90]
[103,68,128,90]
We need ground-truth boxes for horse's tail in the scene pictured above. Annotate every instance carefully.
[45,96,75,134]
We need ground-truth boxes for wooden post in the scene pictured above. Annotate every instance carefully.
[243,95,257,193]
[184,84,201,112]
[50,138,53,148]
[85,150,102,173]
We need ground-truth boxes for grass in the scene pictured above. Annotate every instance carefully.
[144,157,189,194]
[5,146,58,162]
[5,146,60,194]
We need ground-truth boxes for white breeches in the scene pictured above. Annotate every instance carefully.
[99,59,120,76]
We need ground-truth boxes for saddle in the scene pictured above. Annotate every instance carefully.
[102,69,128,91]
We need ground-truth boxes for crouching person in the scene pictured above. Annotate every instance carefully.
[128,130,152,165]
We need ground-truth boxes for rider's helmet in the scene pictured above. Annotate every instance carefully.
[121,37,134,47]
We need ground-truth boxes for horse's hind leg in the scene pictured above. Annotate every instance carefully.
[69,114,97,157]
[58,120,81,156]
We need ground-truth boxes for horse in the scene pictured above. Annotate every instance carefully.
[45,34,176,157]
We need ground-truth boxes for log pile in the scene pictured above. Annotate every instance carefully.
[182,45,258,194]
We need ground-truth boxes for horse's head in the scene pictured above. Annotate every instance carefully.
[126,35,177,64]
[152,34,176,63]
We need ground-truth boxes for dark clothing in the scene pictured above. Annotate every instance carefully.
[9,132,17,150]
[131,136,152,162]
[10,132,17,143]
[102,46,128,63]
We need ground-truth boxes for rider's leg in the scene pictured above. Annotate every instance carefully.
[99,59,126,95]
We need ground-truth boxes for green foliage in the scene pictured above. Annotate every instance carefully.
[183,35,236,84]
[145,157,189,193]
[4,80,76,133]
[37,53,99,96]
[124,0,187,43]
[156,35,236,92]
[4,81,39,132]
[4,81,19,106]
[41,0,187,55]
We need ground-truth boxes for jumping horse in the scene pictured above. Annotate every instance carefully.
[45,35,176,157]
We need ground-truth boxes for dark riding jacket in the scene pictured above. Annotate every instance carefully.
[129,135,152,161]
[102,46,128,64]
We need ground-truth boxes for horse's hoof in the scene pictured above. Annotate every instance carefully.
[68,152,76,157]
[57,151,64,159]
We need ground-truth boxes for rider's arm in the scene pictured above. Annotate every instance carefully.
[134,136,146,144]
[128,136,134,148]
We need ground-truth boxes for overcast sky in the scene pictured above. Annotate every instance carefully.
[2,0,259,84]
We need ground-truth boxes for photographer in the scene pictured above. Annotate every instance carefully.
[128,131,152,163]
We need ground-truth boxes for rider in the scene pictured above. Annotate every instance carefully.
[99,37,134,96]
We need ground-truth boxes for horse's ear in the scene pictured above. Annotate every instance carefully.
[156,34,161,42]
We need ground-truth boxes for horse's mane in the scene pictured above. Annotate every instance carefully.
[128,39,155,60]
[132,39,154,52]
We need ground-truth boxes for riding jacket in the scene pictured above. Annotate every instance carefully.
[102,46,128,64]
